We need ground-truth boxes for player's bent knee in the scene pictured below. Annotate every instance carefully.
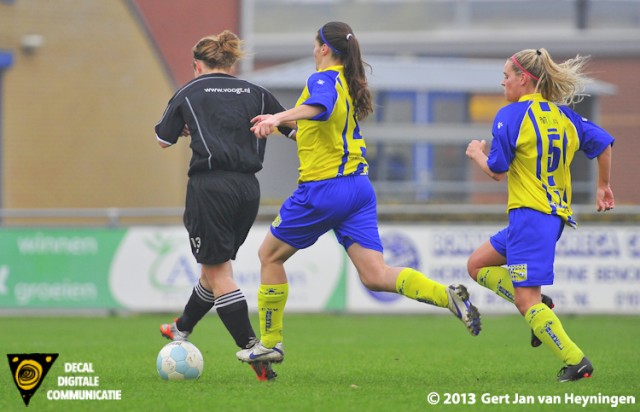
[358,274,384,292]
[466,259,480,281]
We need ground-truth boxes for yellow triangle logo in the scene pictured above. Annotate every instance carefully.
[7,353,58,406]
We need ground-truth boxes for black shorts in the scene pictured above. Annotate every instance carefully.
[183,171,260,265]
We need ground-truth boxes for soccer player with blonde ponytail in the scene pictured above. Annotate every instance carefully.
[466,48,615,382]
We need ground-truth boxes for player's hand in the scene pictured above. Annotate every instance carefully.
[596,185,615,212]
[466,139,486,160]
[250,114,279,139]
[250,114,272,125]
[179,125,190,137]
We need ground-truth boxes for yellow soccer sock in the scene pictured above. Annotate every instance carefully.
[395,268,448,308]
[477,266,515,303]
[525,303,584,365]
[258,283,288,348]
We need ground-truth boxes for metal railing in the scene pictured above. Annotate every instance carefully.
[1,204,638,227]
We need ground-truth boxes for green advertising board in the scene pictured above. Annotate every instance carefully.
[0,228,125,309]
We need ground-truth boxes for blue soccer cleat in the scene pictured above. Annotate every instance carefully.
[446,284,482,336]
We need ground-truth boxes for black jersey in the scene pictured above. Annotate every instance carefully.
[155,73,288,176]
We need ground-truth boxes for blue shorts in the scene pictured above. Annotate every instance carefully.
[270,175,383,252]
[489,208,565,287]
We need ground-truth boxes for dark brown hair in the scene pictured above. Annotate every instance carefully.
[317,22,373,120]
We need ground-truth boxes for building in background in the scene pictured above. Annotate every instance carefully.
[241,0,639,207]
[244,55,616,205]
[0,0,638,225]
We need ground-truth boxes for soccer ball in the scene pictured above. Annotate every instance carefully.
[156,341,204,380]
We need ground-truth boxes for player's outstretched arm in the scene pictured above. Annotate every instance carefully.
[596,145,614,212]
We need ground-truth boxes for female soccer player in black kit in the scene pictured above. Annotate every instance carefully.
[154,30,293,381]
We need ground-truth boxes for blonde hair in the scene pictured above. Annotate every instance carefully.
[511,48,591,106]
[192,30,243,70]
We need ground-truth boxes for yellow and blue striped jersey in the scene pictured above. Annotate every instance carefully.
[294,65,368,183]
[488,93,614,225]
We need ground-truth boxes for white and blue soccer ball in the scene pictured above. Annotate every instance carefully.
[156,341,204,380]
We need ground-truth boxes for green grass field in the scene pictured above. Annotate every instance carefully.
[2,314,639,411]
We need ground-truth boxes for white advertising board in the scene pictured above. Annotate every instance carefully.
[109,225,343,312]
[108,224,640,315]
[347,224,640,315]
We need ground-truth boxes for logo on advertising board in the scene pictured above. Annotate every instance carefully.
[109,228,199,311]
[362,232,421,303]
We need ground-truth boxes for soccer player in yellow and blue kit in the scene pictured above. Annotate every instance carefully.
[466,48,615,382]
[236,21,482,368]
